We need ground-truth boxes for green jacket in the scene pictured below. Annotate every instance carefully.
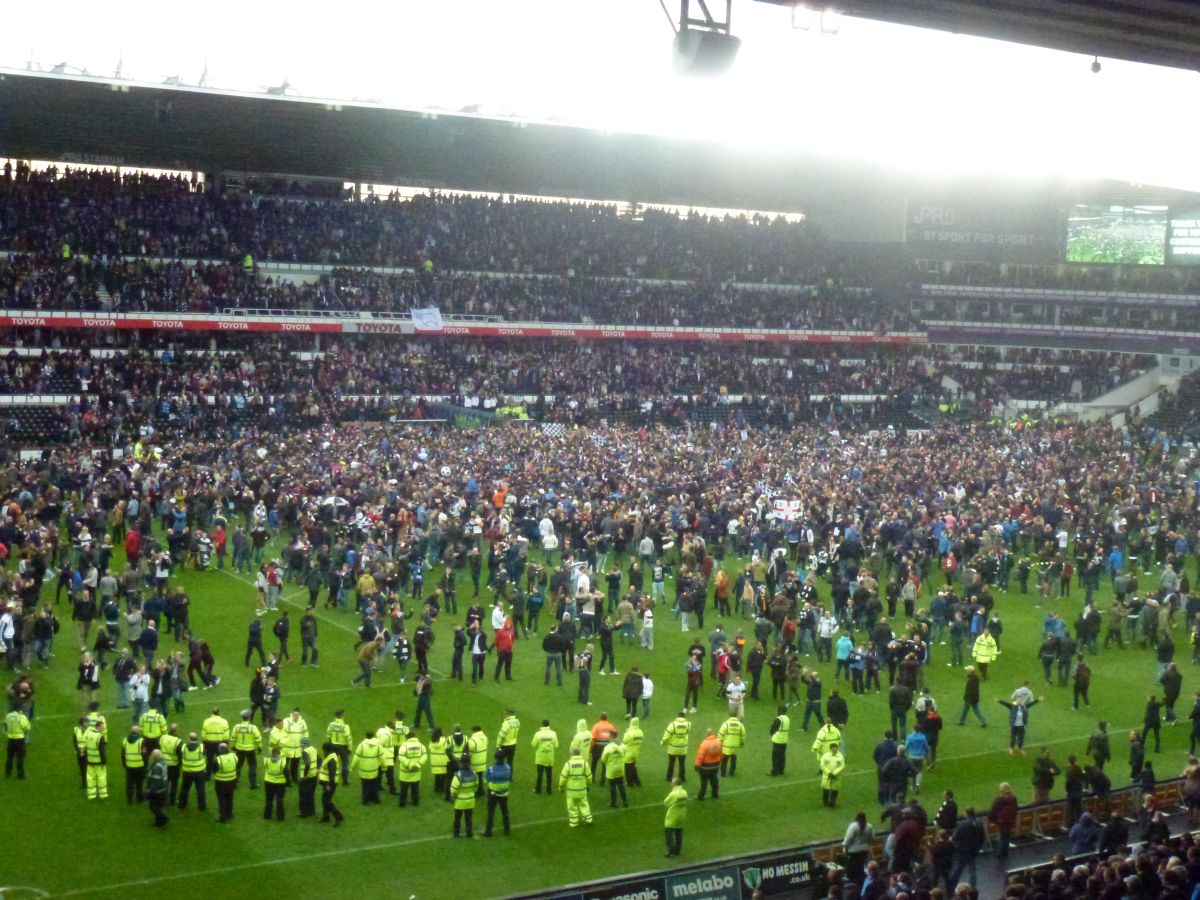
[664,784,689,827]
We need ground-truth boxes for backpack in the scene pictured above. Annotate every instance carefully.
[273,619,286,638]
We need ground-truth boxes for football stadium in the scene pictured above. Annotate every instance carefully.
[4,2,1200,898]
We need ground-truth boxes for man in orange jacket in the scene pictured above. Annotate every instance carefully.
[590,713,619,785]
[695,729,723,800]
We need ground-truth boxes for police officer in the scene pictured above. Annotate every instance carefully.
[318,740,344,825]
[483,749,512,837]
[451,753,478,837]
[768,704,790,776]
[160,722,183,805]
[297,737,319,818]
[82,717,109,800]
[600,733,628,808]
[559,747,593,827]
[351,728,383,805]
[717,714,746,777]
[263,746,289,820]
[326,709,352,786]
[376,720,397,795]
[5,705,31,779]
[497,709,520,770]
[397,732,428,807]
[624,716,644,788]
[178,731,208,811]
[468,725,489,798]
[820,742,846,808]
[283,707,309,782]
[445,726,469,801]
[661,711,691,783]
[213,741,239,822]
[231,710,262,789]
[664,777,688,857]
[201,707,230,773]
[73,716,90,789]
[531,719,558,794]
[139,705,166,755]
[122,724,147,803]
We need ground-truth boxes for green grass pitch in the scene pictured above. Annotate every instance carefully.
[1,540,1185,900]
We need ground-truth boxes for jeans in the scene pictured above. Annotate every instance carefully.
[116,681,131,709]
[958,703,987,725]
[301,637,318,665]
[544,655,563,685]
[950,855,978,888]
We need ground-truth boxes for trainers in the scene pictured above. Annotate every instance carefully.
[187,686,198,692]
[213,677,221,687]
[612,671,620,675]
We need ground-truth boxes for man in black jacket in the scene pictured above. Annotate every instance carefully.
[245,618,265,667]
[949,807,985,888]
[543,627,564,686]
[880,746,915,805]
[873,731,898,804]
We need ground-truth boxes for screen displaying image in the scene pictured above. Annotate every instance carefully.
[1167,210,1200,265]
[1066,204,1167,265]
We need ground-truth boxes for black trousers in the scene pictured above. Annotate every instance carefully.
[697,767,719,799]
[399,780,421,806]
[6,738,27,778]
[167,765,180,804]
[665,826,684,856]
[263,782,286,819]
[321,783,343,822]
[149,791,169,826]
[178,772,207,810]
[535,764,554,793]
[666,754,686,783]
[361,775,381,804]
[609,777,628,806]
[454,807,474,836]
[125,766,145,803]
[216,779,236,821]
[625,761,642,787]
[236,749,258,788]
[299,778,317,817]
[485,794,511,835]
[720,752,738,777]
[771,743,786,775]
[334,745,351,784]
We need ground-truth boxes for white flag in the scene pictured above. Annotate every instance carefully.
[411,307,444,331]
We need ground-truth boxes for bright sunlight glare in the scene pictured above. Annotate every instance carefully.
[4,0,1197,190]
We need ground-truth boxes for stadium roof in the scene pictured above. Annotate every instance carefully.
[821,0,1200,72]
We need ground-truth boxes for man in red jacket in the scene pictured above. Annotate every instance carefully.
[125,529,141,567]
[493,619,515,682]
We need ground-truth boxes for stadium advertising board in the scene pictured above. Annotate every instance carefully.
[905,196,1060,263]
[1167,210,1200,265]
[738,850,819,898]
[663,865,741,900]
[0,312,925,345]
[573,874,667,900]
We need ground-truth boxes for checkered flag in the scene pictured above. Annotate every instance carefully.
[541,423,566,437]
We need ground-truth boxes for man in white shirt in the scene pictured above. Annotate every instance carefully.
[130,664,151,722]
[491,601,507,632]
[640,672,654,719]
[640,606,654,651]
[817,612,839,663]
[725,673,748,720]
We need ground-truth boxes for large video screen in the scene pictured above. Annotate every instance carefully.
[1066,204,1167,265]
[1167,210,1200,265]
